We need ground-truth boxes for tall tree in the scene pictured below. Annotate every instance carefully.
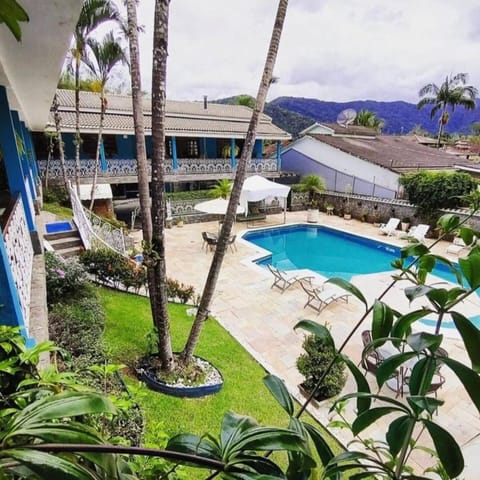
[125,0,152,241]
[51,94,69,190]
[148,0,173,372]
[82,32,127,210]
[353,109,384,131]
[418,73,478,146]
[70,0,123,195]
[182,0,289,363]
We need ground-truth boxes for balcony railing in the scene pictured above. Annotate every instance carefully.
[1,194,34,332]
[37,157,279,181]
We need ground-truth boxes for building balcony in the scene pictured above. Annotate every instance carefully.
[37,157,280,185]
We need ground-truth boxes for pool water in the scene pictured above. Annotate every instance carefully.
[420,315,480,329]
[45,221,73,234]
[243,224,462,283]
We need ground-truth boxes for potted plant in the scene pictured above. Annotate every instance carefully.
[401,217,411,232]
[361,209,369,222]
[297,174,325,223]
[343,183,352,220]
[176,216,184,227]
[325,202,334,216]
[373,212,382,227]
[296,332,346,402]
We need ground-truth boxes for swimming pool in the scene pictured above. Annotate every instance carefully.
[243,224,462,283]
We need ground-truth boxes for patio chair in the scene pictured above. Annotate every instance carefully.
[446,236,477,255]
[360,330,385,375]
[201,232,217,252]
[299,279,350,313]
[267,265,312,293]
[226,234,237,252]
[379,218,400,236]
[408,224,430,243]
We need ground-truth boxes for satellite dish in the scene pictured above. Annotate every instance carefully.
[337,108,357,127]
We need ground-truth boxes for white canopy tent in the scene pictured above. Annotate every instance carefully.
[195,198,245,215]
[239,175,290,223]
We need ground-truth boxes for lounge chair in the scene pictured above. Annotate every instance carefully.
[299,279,351,313]
[226,234,237,252]
[408,224,430,243]
[267,265,313,293]
[379,218,400,236]
[360,330,386,376]
[446,236,477,255]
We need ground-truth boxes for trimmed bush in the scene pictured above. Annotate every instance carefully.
[296,333,346,401]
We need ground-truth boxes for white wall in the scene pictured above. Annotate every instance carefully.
[286,136,399,192]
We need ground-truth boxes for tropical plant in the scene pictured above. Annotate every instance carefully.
[210,179,232,199]
[296,332,346,400]
[298,174,326,208]
[82,31,128,210]
[68,0,124,195]
[353,108,385,131]
[399,170,478,219]
[418,73,478,146]
[221,142,240,159]
[0,0,28,41]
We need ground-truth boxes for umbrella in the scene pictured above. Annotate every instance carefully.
[195,198,245,215]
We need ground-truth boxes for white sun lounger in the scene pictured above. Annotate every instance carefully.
[408,224,430,243]
[379,218,400,236]
[299,279,351,314]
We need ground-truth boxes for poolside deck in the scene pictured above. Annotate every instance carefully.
[161,210,480,475]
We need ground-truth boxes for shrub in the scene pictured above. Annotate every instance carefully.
[296,333,346,401]
[43,186,70,206]
[49,290,105,365]
[166,278,196,304]
[400,171,478,219]
[45,252,88,304]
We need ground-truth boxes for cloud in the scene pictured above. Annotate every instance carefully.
[131,0,480,104]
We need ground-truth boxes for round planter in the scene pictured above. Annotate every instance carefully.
[343,213,352,220]
[138,355,223,398]
[307,209,319,223]
[401,222,410,232]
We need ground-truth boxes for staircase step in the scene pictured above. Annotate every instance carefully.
[45,229,78,241]
[49,237,83,250]
[58,246,84,259]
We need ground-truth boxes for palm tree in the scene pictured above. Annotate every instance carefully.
[82,32,128,210]
[70,0,124,195]
[148,0,174,372]
[125,0,152,242]
[353,109,385,132]
[182,0,289,363]
[210,179,232,199]
[0,0,28,41]
[418,73,478,146]
[51,94,69,190]
[298,174,325,208]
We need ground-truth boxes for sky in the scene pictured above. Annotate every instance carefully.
[121,0,480,104]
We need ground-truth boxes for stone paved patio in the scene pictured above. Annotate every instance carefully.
[161,210,480,476]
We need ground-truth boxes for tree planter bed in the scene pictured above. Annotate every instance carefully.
[138,354,223,398]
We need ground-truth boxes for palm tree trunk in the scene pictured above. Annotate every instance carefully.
[126,0,152,241]
[52,93,69,190]
[437,105,446,147]
[148,0,173,372]
[182,0,289,363]
[74,55,82,196]
[89,90,106,211]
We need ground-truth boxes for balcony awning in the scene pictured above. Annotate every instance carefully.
[79,184,113,201]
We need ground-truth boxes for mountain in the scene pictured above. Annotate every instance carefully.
[269,97,480,136]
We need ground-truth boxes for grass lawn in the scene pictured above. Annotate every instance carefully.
[43,202,73,219]
[100,287,343,476]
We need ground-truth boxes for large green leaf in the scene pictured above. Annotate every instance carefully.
[407,357,435,397]
[0,448,96,480]
[407,396,443,417]
[423,420,464,478]
[326,278,368,308]
[437,214,460,234]
[372,301,394,344]
[226,454,287,478]
[340,355,371,413]
[391,309,434,340]
[386,415,414,458]
[352,407,404,436]
[406,332,442,353]
[451,312,480,372]
[376,352,419,387]
[442,357,480,413]
[0,0,29,42]
[8,391,115,432]
[293,320,334,348]
[285,418,316,479]
[401,243,429,258]
[303,423,336,472]
[220,412,259,456]
[166,433,222,463]
[263,374,294,416]
[404,285,433,303]
[458,253,480,289]
[425,289,449,309]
